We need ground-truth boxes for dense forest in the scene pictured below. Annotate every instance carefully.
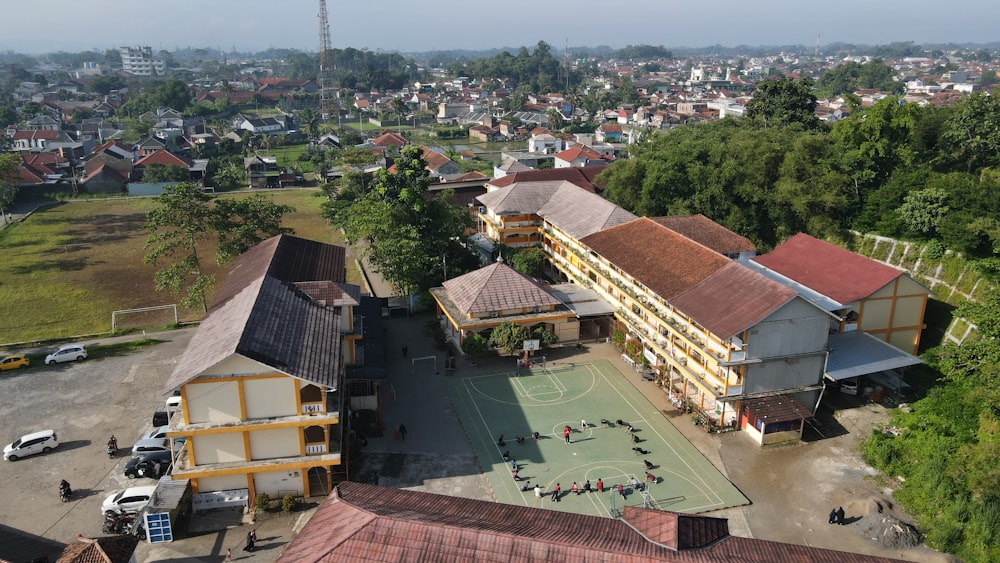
[601,81,1000,258]
[599,80,1000,561]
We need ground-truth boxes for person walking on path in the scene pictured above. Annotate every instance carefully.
[828,508,837,524]
[398,424,408,441]
[243,530,255,552]
[596,478,604,493]
[225,548,232,561]
[836,506,846,525]
[563,425,571,444]
[551,483,561,502]
[401,345,408,358]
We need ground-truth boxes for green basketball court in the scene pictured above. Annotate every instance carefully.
[444,359,750,517]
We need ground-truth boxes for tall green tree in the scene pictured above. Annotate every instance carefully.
[143,183,216,313]
[322,144,474,295]
[143,184,295,313]
[0,153,19,224]
[942,91,1000,173]
[211,195,295,263]
[745,76,821,130]
[489,321,529,355]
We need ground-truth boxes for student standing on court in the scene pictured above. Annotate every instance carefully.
[551,483,561,502]
[563,425,571,444]
[596,478,604,493]
[534,484,542,498]
[571,482,579,495]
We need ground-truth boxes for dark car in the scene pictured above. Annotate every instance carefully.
[124,451,172,479]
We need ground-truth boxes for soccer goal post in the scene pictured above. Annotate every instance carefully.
[411,355,437,376]
[111,304,178,332]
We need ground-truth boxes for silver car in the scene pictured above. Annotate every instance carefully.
[45,344,87,365]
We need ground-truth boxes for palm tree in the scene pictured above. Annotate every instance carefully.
[299,108,320,140]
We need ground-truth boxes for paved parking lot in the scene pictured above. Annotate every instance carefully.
[0,329,194,560]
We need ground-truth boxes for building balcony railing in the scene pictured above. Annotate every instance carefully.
[301,402,324,414]
[304,442,327,455]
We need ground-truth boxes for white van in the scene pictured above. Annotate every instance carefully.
[4,429,59,461]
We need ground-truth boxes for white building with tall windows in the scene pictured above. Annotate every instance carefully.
[119,45,166,76]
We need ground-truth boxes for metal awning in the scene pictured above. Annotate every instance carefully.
[742,395,813,423]
[825,331,922,381]
[548,283,617,317]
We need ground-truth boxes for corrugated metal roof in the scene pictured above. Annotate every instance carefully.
[277,482,907,563]
[164,235,347,393]
[752,233,905,305]
[651,215,756,256]
[742,395,814,424]
[670,263,800,339]
[825,331,922,381]
[582,218,731,301]
[538,184,636,240]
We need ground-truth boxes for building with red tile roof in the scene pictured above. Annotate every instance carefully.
[750,233,931,355]
[278,482,905,563]
[553,144,613,168]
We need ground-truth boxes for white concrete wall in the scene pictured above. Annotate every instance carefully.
[249,427,300,460]
[197,474,248,493]
[193,432,245,464]
[253,469,304,497]
[186,380,241,424]
[245,377,296,419]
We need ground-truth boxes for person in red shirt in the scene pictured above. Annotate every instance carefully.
[596,478,604,492]
[551,483,561,502]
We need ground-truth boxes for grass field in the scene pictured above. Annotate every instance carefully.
[0,189,356,345]
[444,359,749,517]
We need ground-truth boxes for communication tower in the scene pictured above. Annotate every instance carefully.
[318,0,338,121]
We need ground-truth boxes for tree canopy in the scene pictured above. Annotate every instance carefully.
[600,89,1000,255]
[321,145,476,295]
[143,184,294,313]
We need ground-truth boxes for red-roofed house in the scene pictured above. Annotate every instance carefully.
[553,144,612,168]
[134,150,194,181]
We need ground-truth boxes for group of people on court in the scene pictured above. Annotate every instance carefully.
[502,418,659,502]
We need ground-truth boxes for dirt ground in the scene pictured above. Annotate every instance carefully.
[699,394,960,562]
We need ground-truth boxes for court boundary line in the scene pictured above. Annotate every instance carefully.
[454,360,745,514]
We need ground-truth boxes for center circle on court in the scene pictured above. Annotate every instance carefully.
[551,421,594,441]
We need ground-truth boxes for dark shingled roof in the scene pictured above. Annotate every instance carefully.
[651,215,756,256]
[276,482,907,562]
[752,233,903,305]
[581,218,731,301]
[164,235,347,393]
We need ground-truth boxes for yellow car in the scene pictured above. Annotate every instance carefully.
[0,354,30,371]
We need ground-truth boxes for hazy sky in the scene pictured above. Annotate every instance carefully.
[4,0,998,55]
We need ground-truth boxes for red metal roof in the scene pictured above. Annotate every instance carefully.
[752,233,903,305]
[277,482,906,562]
[581,218,731,301]
[671,262,799,339]
[651,215,756,256]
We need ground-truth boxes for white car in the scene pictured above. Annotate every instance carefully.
[45,344,87,365]
[131,438,170,457]
[141,426,169,441]
[3,429,59,461]
[101,485,156,515]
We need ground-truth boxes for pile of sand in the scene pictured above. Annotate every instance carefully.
[845,497,923,550]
